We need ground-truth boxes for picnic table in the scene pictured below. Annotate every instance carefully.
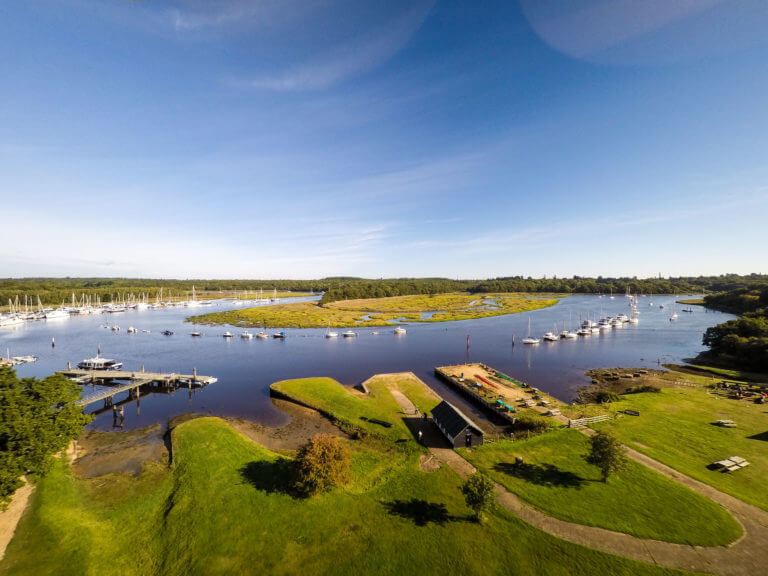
[712,456,750,473]
[714,419,737,428]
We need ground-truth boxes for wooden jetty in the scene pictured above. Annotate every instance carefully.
[58,368,217,408]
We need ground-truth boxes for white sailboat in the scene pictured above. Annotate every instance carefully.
[325,321,339,339]
[522,318,540,345]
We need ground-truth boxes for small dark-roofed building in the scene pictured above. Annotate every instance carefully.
[431,400,484,447]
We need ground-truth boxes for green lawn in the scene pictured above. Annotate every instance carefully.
[2,416,697,576]
[271,375,441,442]
[591,386,768,512]
[460,428,741,545]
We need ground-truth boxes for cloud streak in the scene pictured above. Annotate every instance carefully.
[248,2,434,91]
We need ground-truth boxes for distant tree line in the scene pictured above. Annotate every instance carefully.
[1,274,766,308]
[701,283,768,372]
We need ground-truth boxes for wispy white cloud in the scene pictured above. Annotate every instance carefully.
[166,0,317,32]
[520,0,730,63]
[247,2,434,91]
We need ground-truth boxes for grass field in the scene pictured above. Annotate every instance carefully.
[271,374,441,442]
[1,414,695,576]
[460,428,741,545]
[591,384,768,512]
[187,292,559,328]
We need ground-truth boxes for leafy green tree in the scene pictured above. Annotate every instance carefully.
[292,434,351,496]
[0,367,90,506]
[585,431,628,483]
[461,472,496,522]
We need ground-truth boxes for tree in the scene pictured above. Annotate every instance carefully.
[461,472,495,522]
[585,431,628,483]
[292,434,351,496]
[0,367,90,506]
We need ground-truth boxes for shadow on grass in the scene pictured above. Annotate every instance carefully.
[384,499,467,526]
[240,459,297,496]
[748,431,768,442]
[493,462,586,488]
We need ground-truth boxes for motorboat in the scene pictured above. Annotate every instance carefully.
[542,331,558,342]
[256,331,268,339]
[127,326,137,333]
[78,351,122,370]
[222,331,234,338]
[577,328,591,336]
[162,330,174,336]
[393,326,407,335]
[273,332,286,339]
[111,325,121,331]
[629,317,639,324]
[342,331,357,338]
[190,331,202,337]
[559,330,570,339]
[241,331,254,339]
[563,331,578,339]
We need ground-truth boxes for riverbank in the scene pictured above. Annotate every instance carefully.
[1,382,684,576]
[186,292,560,328]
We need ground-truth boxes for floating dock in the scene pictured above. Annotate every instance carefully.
[58,368,217,408]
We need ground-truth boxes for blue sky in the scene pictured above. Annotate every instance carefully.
[1,0,767,279]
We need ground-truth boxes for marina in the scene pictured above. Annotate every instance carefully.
[1,294,733,431]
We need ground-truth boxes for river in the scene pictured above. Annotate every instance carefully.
[1,294,733,431]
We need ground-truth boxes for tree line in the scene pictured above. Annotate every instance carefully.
[701,283,768,372]
[1,274,766,307]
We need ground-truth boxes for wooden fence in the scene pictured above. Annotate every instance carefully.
[568,414,610,428]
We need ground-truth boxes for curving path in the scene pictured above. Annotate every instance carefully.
[388,384,768,576]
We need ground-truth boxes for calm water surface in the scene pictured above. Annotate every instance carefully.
[2,295,733,430]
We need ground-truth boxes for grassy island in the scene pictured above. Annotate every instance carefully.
[187,292,559,328]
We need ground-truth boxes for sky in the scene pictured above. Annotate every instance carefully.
[1,0,767,280]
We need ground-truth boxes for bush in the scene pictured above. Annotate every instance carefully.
[623,385,661,395]
[595,391,621,403]
[513,412,558,436]
[292,434,351,496]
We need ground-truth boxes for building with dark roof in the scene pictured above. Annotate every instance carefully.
[431,400,484,447]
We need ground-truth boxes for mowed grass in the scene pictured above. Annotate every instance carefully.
[271,374,440,442]
[460,428,741,545]
[187,292,559,328]
[1,417,694,576]
[592,385,768,512]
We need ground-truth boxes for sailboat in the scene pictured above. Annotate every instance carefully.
[325,321,339,338]
[522,318,540,345]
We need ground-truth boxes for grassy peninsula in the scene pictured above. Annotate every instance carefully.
[187,292,559,328]
[1,390,690,576]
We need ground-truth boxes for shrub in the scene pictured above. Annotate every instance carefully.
[292,434,351,496]
[595,391,621,403]
[623,385,661,395]
[513,412,558,435]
